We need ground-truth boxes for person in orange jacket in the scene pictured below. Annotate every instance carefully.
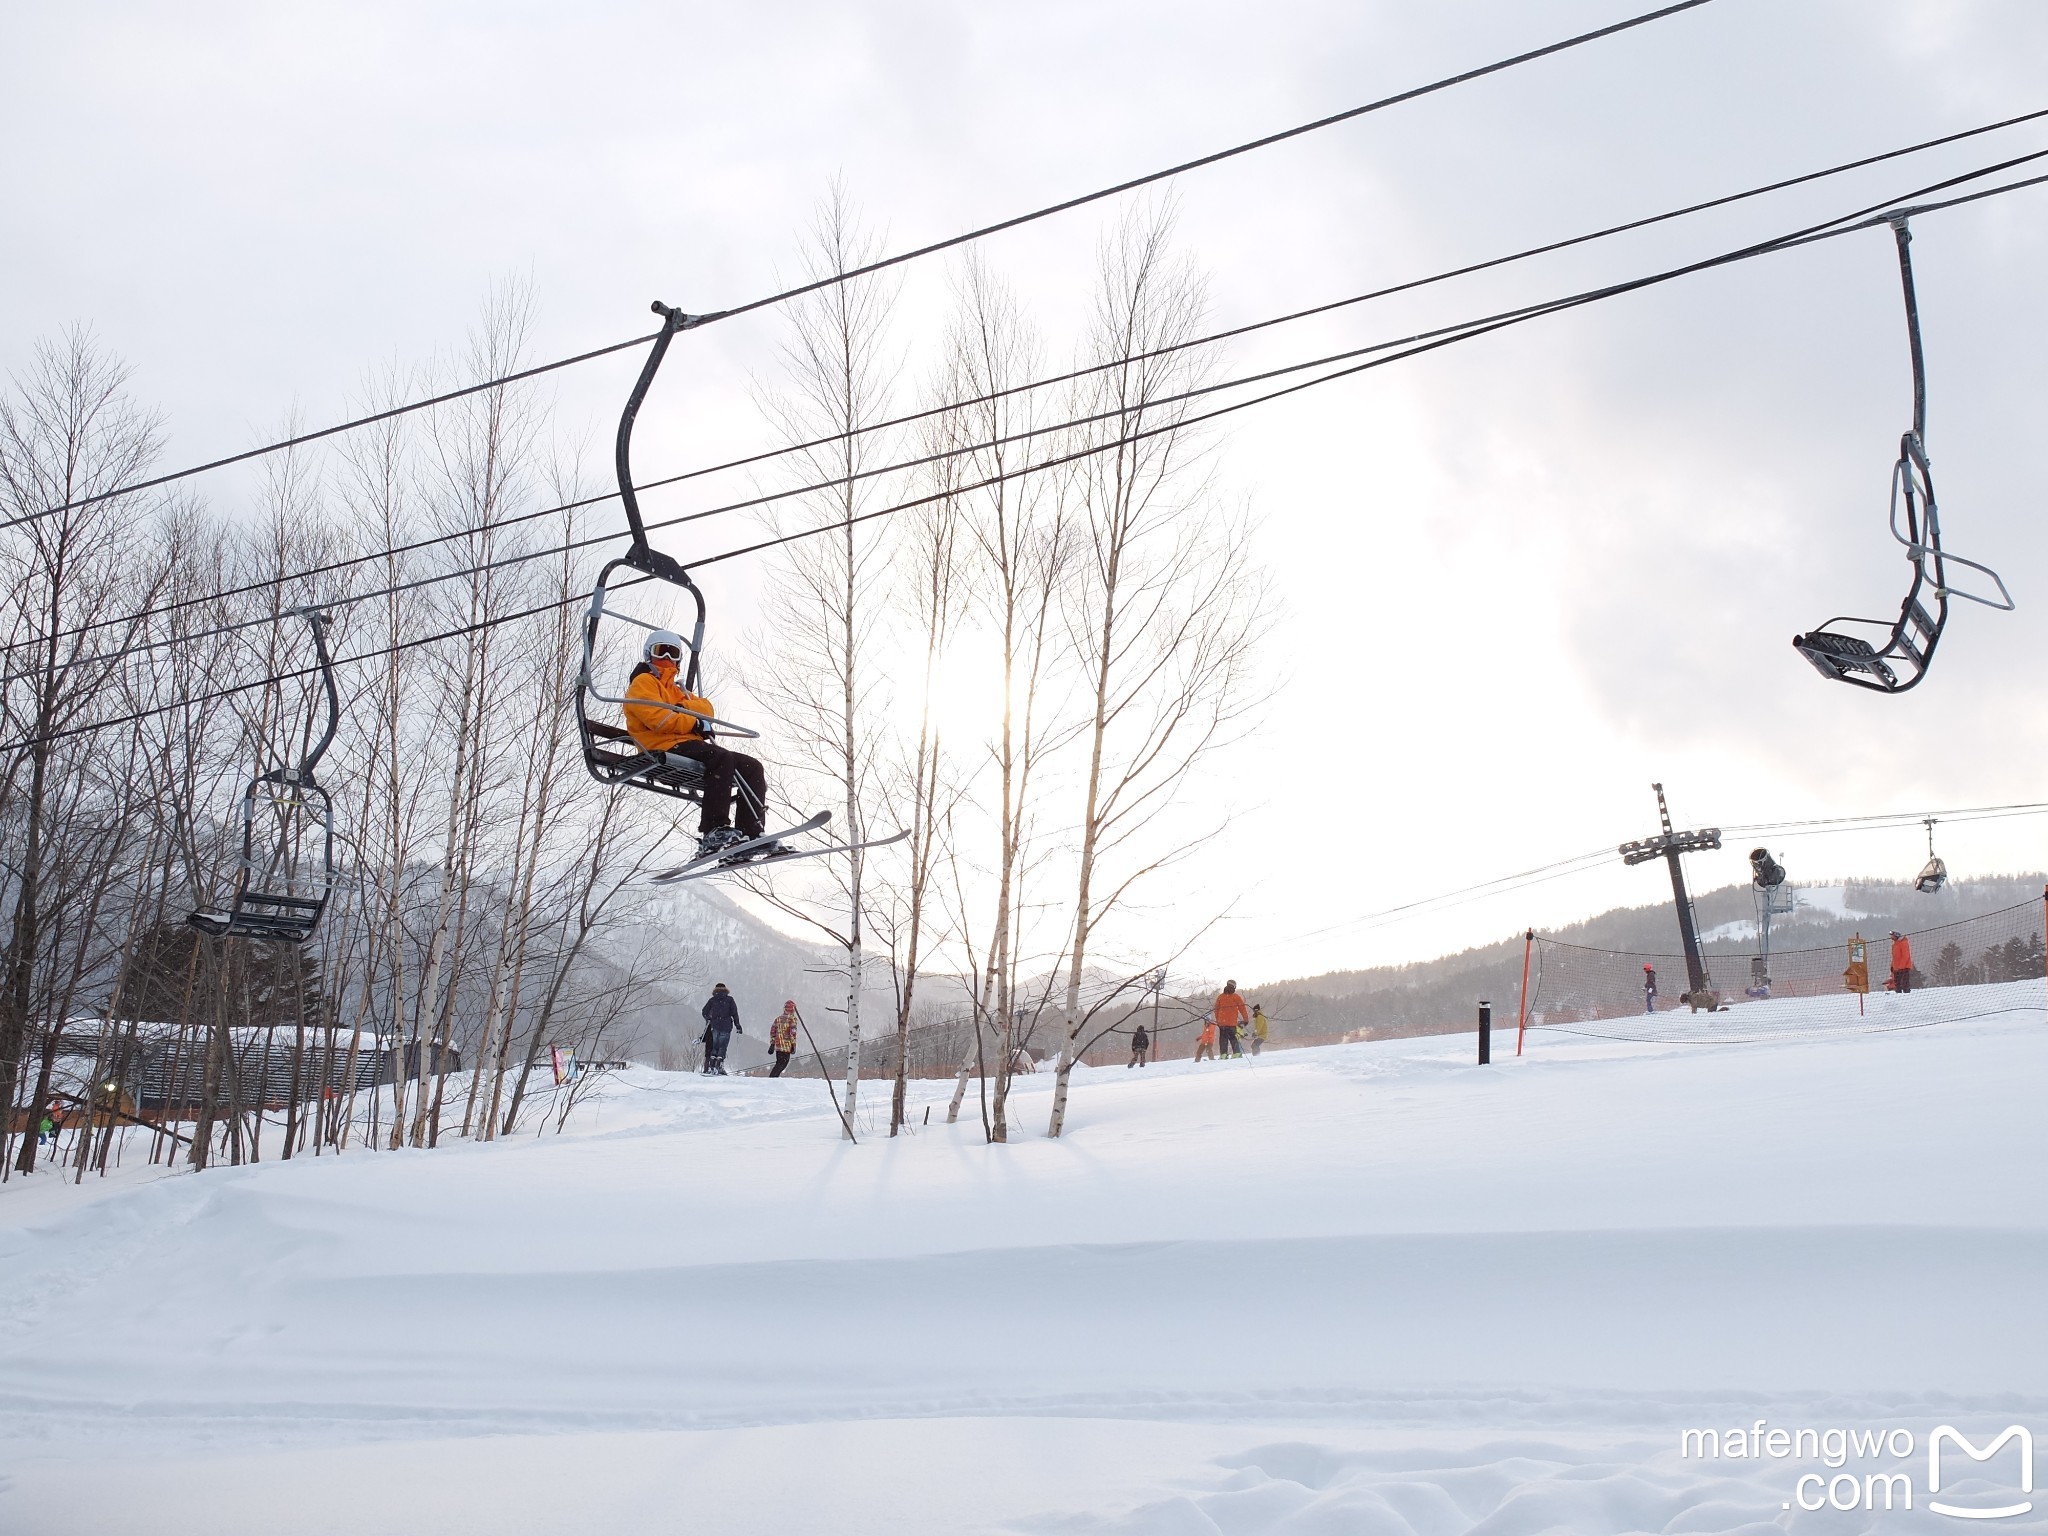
[1888,930,1914,994]
[1193,1017,1218,1063]
[1214,980,1249,1058]
[623,630,768,858]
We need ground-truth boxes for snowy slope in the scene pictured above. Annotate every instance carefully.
[1,995,2043,1533]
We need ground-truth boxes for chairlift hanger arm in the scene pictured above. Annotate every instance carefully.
[1889,216,1927,443]
[616,302,709,564]
[292,607,340,777]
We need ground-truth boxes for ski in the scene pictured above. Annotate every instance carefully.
[657,826,910,884]
[649,811,832,884]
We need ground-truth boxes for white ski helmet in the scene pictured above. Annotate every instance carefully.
[644,629,686,662]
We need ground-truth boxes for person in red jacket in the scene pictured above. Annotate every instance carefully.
[1214,981,1249,1058]
[1889,931,1914,994]
[1193,1017,1218,1063]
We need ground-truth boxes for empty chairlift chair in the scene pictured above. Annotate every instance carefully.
[188,608,340,944]
[1792,215,2012,694]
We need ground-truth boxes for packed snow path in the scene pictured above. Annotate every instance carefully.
[2,1006,2043,1533]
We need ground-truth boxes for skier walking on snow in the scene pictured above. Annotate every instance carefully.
[1249,1003,1270,1056]
[1215,981,1249,1059]
[1128,1024,1149,1068]
[700,982,742,1074]
[1642,964,1658,1014]
[1193,1017,1218,1063]
[1889,931,1914,994]
[768,1001,799,1077]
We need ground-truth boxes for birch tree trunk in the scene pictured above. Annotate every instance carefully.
[1045,209,1263,1138]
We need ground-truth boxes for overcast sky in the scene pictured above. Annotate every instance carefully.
[7,0,2047,982]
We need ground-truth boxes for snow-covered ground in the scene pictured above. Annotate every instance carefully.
[2,996,2043,1533]
[1545,974,2045,1043]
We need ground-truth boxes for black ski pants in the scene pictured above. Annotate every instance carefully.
[666,740,766,837]
[769,1049,793,1077]
[1219,1025,1241,1058]
[1891,967,1912,995]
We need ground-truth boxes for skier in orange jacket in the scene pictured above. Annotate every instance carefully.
[1888,931,1914,994]
[1214,980,1249,1058]
[623,629,767,857]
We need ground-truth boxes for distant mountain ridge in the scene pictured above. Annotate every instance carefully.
[1252,875,2046,1047]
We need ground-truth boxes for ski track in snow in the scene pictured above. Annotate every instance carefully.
[1,1001,2043,1533]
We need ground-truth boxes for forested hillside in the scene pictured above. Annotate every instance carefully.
[1254,875,2047,1046]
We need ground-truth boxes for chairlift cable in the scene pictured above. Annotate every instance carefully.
[11,1,1721,530]
[12,161,2048,755]
[26,142,2048,692]
[683,153,2048,575]
[17,110,2048,668]
[1249,800,2048,955]
[0,281,1699,686]
[1725,800,2048,837]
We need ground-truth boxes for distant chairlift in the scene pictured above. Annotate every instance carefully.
[1792,215,2013,694]
[1914,817,1948,895]
[188,608,340,943]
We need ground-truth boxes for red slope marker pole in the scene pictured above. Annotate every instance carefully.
[1516,928,1534,1057]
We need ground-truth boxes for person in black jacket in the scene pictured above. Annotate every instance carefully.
[1128,1023,1150,1068]
[700,982,742,1075]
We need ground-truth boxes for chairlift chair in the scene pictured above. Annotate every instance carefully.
[577,302,759,803]
[188,608,340,944]
[1914,816,1948,895]
[579,301,907,885]
[1792,216,2013,694]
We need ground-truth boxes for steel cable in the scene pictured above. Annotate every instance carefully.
[14,107,2048,670]
[11,1,1720,530]
[10,158,2048,754]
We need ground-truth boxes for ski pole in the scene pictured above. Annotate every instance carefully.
[793,1005,857,1144]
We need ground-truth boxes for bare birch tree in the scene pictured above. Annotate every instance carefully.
[1045,209,1265,1138]
[0,330,169,1171]
[750,185,902,1137]
[932,258,1076,1140]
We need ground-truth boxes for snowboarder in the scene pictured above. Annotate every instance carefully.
[700,982,742,1074]
[624,630,770,859]
[1193,1017,1218,1063]
[1889,930,1914,994]
[1215,980,1249,1058]
[1642,964,1658,1014]
[768,1000,799,1077]
[1249,1003,1270,1055]
[1128,1023,1149,1068]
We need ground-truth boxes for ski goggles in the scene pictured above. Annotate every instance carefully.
[650,643,683,661]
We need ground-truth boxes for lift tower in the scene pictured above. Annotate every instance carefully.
[1619,783,1721,1004]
